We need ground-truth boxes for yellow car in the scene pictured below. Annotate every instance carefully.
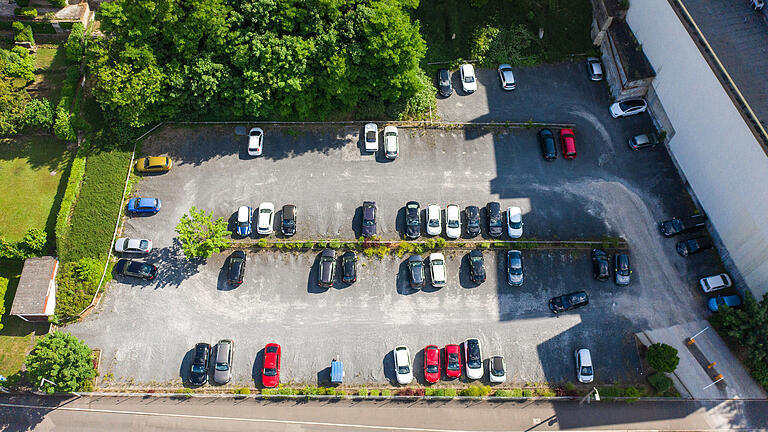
[135,156,172,173]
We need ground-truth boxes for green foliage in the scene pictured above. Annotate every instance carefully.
[396,69,437,121]
[14,7,38,18]
[64,23,85,63]
[324,387,336,396]
[647,343,680,373]
[381,389,392,396]
[302,241,315,249]
[337,390,347,396]
[55,152,85,256]
[425,388,457,397]
[54,108,76,142]
[29,22,56,34]
[470,24,537,67]
[55,257,102,320]
[20,227,46,254]
[479,242,490,249]
[358,387,368,396]
[522,389,533,397]
[175,207,231,259]
[50,0,67,7]
[329,241,341,249]
[459,384,491,397]
[13,22,35,44]
[23,98,54,130]
[298,386,321,395]
[494,388,522,397]
[536,388,557,397]
[0,276,7,331]
[1,47,36,81]
[234,387,251,394]
[25,331,96,394]
[17,0,30,6]
[620,0,630,9]
[369,389,380,396]
[565,382,576,392]
[256,238,268,248]
[597,385,646,399]
[648,372,672,394]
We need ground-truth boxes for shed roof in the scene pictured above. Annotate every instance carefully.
[10,256,58,316]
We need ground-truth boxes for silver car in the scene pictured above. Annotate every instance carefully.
[586,57,603,81]
[498,64,516,90]
[213,339,233,384]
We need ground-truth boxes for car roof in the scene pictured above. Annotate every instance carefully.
[430,253,445,261]
[438,68,450,78]
[395,347,409,364]
[462,63,475,74]
[469,249,483,258]
[409,255,423,262]
[282,204,295,218]
[231,250,246,259]
[321,248,335,257]
[491,356,504,369]
[577,349,592,365]
[237,206,250,221]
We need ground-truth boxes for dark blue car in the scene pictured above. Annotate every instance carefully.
[707,295,741,312]
[127,197,162,214]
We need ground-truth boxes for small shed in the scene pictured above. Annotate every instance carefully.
[10,257,59,322]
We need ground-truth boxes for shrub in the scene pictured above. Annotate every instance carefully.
[256,238,268,248]
[381,389,391,396]
[25,332,96,393]
[337,390,347,396]
[493,390,519,397]
[536,388,557,397]
[357,388,368,396]
[479,242,490,249]
[298,386,320,396]
[624,386,642,401]
[14,7,38,18]
[648,372,673,393]
[277,387,296,395]
[471,24,537,67]
[324,388,336,396]
[423,238,436,249]
[435,238,446,248]
[234,387,251,394]
[55,151,85,254]
[50,0,68,7]
[261,388,278,395]
[0,238,25,260]
[13,23,34,44]
[23,98,54,129]
[54,108,77,142]
[302,241,315,249]
[459,384,491,397]
[647,343,680,373]
[0,276,8,331]
[397,69,436,121]
[55,257,103,320]
[565,382,576,392]
[444,388,457,397]
[1,47,35,80]
[369,389,380,396]
[329,241,341,249]
[20,227,47,254]
[522,389,533,397]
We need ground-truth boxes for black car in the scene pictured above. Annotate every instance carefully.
[591,249,609,281]
[227,250,246,285]
[189,342,210,386]
[342,251,357,284]
[362,201,377,238]
[676,236,713,257]
[506,250,523,286]
[436,68,453,97]
[659,214,706,237]
[408,255,425,289]
[116,259,157,280]
[468,250,485,284]
[537,129,557,160]
[318,249,336,287]
[549,291,589,314]
[405,201,421,239]
[614,253,631,286]
[487,202,503,238]
[466,206,481,237]
[627,133,659,150]
[281,204,296,236]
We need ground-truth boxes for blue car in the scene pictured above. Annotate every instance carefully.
[707,295,741,312]
[127,197,162,214]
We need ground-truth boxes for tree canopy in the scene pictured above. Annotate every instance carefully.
[175,206,231,259]
[25,332,96,394]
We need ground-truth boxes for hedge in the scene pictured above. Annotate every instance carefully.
[0,276,8,331]
[50,0,68,7]
[29,22,56,34]
[55,150,86,256]
[58,22,74,30]
[14,7,37,18]
[648,372,673,393]
[64,22,85,62]
[13,22,34,44]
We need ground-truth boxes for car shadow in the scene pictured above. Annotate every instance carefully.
[382,350,398,386]
[251,347,265,387]
[396,258,418,295]
[358,126,371,156]
[179,346,196,388]
[237,140,251,160]
[395,206,406,239]
[228,212,240,239]
[307,252,329,294]
[216,254,236,291]
[458,252,478,289]
[273,208,283,237]
[422,259,441,293]
[317,366,332,386]
[351,206,363,238]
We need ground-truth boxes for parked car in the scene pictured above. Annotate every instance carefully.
[281,204,297,236]
[591,249,610,281]
[549,291,589,314]
[586,57,604,81]
[560,128,577,159]
[444,344,462,379]
[609,98,648,118]
[506,250,523,286]
[575,349,594,383]
[115,259,157,280]
[248,127,264,156]
[429,252,447,287]
[318,249,336,288]
[127,197,161,214]
[408,255,425,289]
[362,201,377,237]
[364,123,378,152]
[426,204,442,236]
[469,250,486,284]
[614,253,631,286]
[464,338,483,380]
[262,343,281,388]
[659,215,707,237]
[384,126,399,159]
[257,202,275,235]
[628,132,659,150]
[465,206,481,237]
[227,250,246,285]
[342,251,357,284]
[188,342,210,386]
[489,355,506,383]
[676,236,713,256]
[750,0,765,11]
[708,295,742,312]
[135,156,172,173]
[115,238,152,254]
[213,339,233,384]
[700,273,732,293]
[460,63,477,93]
[423,345,441,384]
[405,201,421,239]
[487,202,503,237]
[436,68,453,97]
[506,206,523,238]
[538,129,557,160]
[393,346,413,385]
[236,206,253,237]
[445,204,461,239]
[497,64,515,90]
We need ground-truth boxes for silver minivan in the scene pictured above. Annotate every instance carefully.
[213,339,233,384]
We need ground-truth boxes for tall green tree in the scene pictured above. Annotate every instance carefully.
[25,332,96,394]
[175,206,231,259]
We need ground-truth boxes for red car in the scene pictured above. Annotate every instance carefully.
[444,344,462,379]
[262,343,281,388]
[424,345,441,383]
[560,128,577,159]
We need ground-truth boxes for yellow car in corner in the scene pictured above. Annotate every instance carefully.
[135,156,172,173]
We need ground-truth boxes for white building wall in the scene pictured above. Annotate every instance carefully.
[627,0,768,297]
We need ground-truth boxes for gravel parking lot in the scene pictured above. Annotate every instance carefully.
[66,62,721,388]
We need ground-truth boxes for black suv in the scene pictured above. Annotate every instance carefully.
[659,214,706,237]
[408,255,425,289]
[466,206,481,237]
[405,201,421,239]
[281,204,296,236]
[468,250,485,284]
[676,236,713,256]
[538,129,557,160]
[227,250,246,285]
[487,202,503,238]
[318,249,336,287]
[549,291,589,314]
[436,68,453,97]
[591,249,609,281]
[116,259,157,280]
[342,251,357,284]
[189,342,210,386]
[362,201,377,238]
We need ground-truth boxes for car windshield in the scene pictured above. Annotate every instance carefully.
[398,365,410,374]
[410,261,422,270]
[363,219,374,226]
[426,365,439,373]
[428,218,439,227]
[509,265,522,275]
[492,367,504,376]
[671,219,683,231]
[432,259,444,267]
[620,100,642,110]
[385,132,396,137]
[230,257,243,264]
[407,217,419,226]
[464,74,475,83]
[468,218,479,227]
[447,354,460,370]
[489,217,502,227]
[260,208,271,214]
[447,219,459,228]
[581,366,593,375]
[283,219,294,226]
[191,365,206,373]
[140,264,154,274]
[560,296,572,310]
[250,130,261,137]
[366,131,376,142]
[139,240,149,249]
[238,220,249,228]
[471,256,482,264]
[510,220,522,229]
[321,256,333,263]
[215,362,229,371]
[263,368,277,376]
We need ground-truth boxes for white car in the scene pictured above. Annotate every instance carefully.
[114,238,152,254]
[429,253,446,287]
[575,349,594,383]
[460,63,477,93]
[256,202,275,235]
[393,346,413,385]
[489,355,506,383]
[384,126,399,159]
[464,338,483,380]
[506,206,523,238]
[426,205,441,236]
[700,273,732,293]
[364,123,378,152]
[247,127,264,156]
[609,98,648,118]
[497,64,515,90]
[445,204,461,239]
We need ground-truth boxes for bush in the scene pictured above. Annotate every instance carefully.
[435,238,447,248]
[324,388,336,396]
[459,384,491,397]
[522,389,533,397]
[25,332,96,394]
[234,387,251,395]
[0,276,8,331]
[55,257,103,320]
[14,7,38,18]
[536,388,557,397]
[329,241,341,249]
[0,238,24,260]
[55,151,86,254]
[1,47,35,81]
[381,389,392,396]
[256,238,268,248]
[647,343,680,373]
[20,227,47,254]
[470,24,538,67]
[65,23,85,63]
[493,390,520,397]
[479,242,490,249]
[23,98,54,129]
[54,107,76,141]
[648,372,673,393]
[357,388,368,396]
[298,386,320,396]
[13,23,34,44]
[397,69,436,121]
[50,0,68,7]
[302,241,315,249]
[369,389,380,396]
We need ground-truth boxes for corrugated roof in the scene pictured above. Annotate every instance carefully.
[10,256,58,316]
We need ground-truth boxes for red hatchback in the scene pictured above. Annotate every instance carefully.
[444,344,462,379]
[424,345,441,383]
[262,343,281,388]
[560,128,577,159]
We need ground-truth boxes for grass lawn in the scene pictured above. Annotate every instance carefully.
[33,43,68,104]
[0,137,72,244]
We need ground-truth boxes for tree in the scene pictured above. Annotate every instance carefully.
[25,332,96,394]
[0,46,36,81]
[64,23,85,63]
[175,206,231,258]
[0,78,28,136]
[22,98,54,130]
[714,292,768,387]
[647,343,680,373]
